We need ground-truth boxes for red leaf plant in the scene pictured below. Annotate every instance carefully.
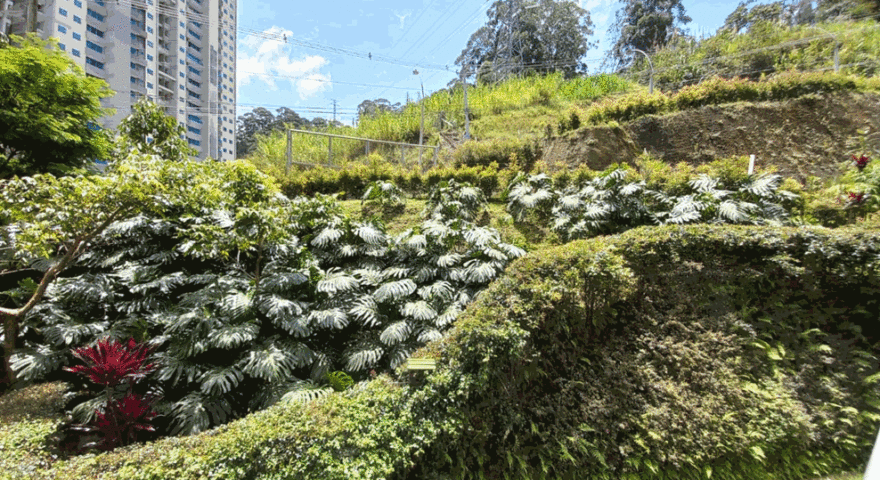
[62,338,161,452]
[64,337,157,387]
[86,392,159,451]
[853,155,871,171]
[847,192,868,206]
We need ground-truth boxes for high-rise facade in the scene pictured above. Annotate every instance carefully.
[1,0,236,160]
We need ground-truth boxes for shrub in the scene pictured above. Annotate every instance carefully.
[452,137,541,170]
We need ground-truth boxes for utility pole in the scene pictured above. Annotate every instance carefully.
[462,66,470,140]
[332,99,337,123]
[414,69,425,165]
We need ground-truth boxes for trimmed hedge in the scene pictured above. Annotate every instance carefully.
[410,224,880,479]
[8,224,880,479]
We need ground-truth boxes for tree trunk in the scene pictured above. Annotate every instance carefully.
[1,313,19,391]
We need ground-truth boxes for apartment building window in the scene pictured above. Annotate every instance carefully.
[147,54,154,61]
[59,43,66,51]
[187,114,202,124]
[187,126,201,135]
[179,34,184,40]
[147,12,153,19]
[187,42,200,52]
[187,90,200,99]
[87,9,104,21]
[72,49,81,57]
[187,52,202,65]
[72,32,81,40]
[187,78,200,88]
[147,26,153,34]
[74,15,81,23]
[147,68,153,75]
[147,82,153,89]
[179,72,185,78]
[86,57,104,69]
[86,25,104,37]
[58,25,67,33]
[179,21,185,27]
[147,41,153,48]
[59,8,67,16]
[86,40,102,53]
[188,66,200,76]
[94,0,104,5]
[192,21,201,28]
[73,0,81,7]
[187,138,200,146]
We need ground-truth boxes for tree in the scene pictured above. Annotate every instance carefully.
[236,107,276,158]
[356,99,402,123]
[0,34,113,178]
[455,0,595,83]
[607,0,692,71]
[115,99,197,160]
[815,0,879,21]
[236,107,317,158]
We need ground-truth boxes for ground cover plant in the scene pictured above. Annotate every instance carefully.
[3,225,879,479]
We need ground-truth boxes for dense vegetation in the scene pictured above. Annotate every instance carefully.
[3,225,878,479]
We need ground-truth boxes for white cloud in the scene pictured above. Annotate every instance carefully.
[238,26,331,100]
[582,0,615,12]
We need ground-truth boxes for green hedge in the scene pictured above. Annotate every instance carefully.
[409,224,880,479]
[560,71,880,132]
[10,224,880,479]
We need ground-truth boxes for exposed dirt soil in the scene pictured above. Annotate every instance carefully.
[542,92,880,183]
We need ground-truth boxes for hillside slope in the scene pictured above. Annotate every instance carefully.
[543,92,880,182]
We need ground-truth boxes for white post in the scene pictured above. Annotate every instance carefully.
[748,154,755,175]
[865,426,880,479]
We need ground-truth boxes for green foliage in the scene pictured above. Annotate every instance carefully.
[560,71,880,131]
[634,19,880,91]
[453,136,541,170]
[455,0,596,81]
[10,226,880,480]
[0,34,113,177]
[506,165,799,241]
[424,179,489,223]
[325,371,354,392]
[10,161,524,437]
[361,180,406,210]
[249,73,635,169]
[115,99,197,160]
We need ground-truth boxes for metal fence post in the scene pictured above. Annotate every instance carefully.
[365,141,370,155]
[433,146,438,167]
[328,137,333,165]
[401,145,406,166]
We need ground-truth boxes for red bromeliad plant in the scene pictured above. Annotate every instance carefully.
[63,338,160,452]
[65,338,156,388]
[847,192,868,206]
[853,155,871,172]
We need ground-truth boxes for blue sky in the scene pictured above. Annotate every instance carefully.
[235,0,760,125]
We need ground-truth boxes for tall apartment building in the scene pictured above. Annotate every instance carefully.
[1,0,237,160]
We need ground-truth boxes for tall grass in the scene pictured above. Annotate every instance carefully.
[628,19,880,91]
[248,73,634,168]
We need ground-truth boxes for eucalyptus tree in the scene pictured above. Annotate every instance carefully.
[606,0,692,71]
[455,0,596,83]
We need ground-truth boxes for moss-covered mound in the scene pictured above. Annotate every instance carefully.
[6,225,880,479]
